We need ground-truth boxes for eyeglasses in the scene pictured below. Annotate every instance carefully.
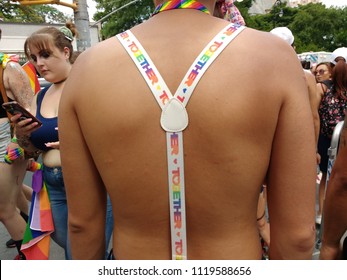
[314,69,327,76]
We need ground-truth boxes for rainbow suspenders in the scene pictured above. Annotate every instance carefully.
[117,23,245,260]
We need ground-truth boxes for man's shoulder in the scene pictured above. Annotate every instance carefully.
[80,36,119,59]
[0,53,20,69]
[231,27,296,64]
[304,69,316,82]
[304,69,314,77]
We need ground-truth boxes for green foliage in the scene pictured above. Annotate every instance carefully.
[245,3,347,53]
[0,1,70,23]
[2,0,347,54]
[235,0,255,26]
[93,0,347,52]
[93,0,154,39]
[95,0,255,39]
[33,5,71,23]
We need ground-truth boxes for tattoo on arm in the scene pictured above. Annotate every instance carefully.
[17,135,31,149]
[7,62,33,108]
[17,134,39,154]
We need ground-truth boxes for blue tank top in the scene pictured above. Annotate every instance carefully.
[30,86,59,151]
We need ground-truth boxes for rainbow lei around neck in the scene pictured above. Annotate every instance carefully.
[152,0,210,16]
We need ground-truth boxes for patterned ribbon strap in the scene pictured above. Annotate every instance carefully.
[216,0,246,26]
[117,23,245,260]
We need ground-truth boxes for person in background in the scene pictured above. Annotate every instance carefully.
[330,47,347,67]
[10,23,91,259]
[214,0,245,25]
[310,63,317,75]
[6,182,34,249]
[316,48,347,225]
[314,62,332,84]
[320,115,347,260]
[301,60,311,70]
[315,61,333,225]
[257,184,270,248]
[305,70,320,147]
[60,0,316,260]
[270,27,294,46]
[11,23,76,259]
[0,28,34,259]
[12,22,114,260]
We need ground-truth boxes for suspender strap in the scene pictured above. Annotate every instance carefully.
[117,23,245,260]
[173,24,245,106]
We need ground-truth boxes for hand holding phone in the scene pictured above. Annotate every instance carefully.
[2,101,42,127]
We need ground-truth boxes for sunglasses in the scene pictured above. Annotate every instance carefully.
[314,69,327,76]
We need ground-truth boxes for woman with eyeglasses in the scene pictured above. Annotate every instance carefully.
[314,62,332,83]
[316,56,347,226]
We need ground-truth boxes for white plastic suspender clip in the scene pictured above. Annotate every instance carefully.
[160,98,189,132]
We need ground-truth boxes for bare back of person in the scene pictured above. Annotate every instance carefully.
[60,4,316,260]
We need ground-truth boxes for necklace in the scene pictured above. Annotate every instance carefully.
[152,0,210,16]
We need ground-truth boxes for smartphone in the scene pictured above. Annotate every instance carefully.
[2,101,42,127]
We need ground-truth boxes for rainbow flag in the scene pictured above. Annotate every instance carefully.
[1,55,40,95]
[21,165,54,260]
[22,61,41,95]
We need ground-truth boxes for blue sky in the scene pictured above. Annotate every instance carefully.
[321,0,347,7]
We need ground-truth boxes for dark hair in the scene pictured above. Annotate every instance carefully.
[301,60,311,70]
[24,21,78,64]
[70,50,82,64]
[332,60,347,98]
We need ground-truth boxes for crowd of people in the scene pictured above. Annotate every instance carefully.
[0,27,33,260]
[1,22,113,260]
[1,0,346,260]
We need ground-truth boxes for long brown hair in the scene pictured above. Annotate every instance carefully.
[24,22,78,64]
[332,60,347,98]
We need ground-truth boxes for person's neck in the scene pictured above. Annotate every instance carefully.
[53,77,67,85]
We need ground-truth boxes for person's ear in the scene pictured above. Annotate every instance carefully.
[64,47,71,61]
